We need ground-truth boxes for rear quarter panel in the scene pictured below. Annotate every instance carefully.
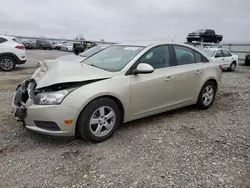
[196,62,222,101]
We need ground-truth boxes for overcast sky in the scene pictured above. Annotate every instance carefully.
[0,0,249,42]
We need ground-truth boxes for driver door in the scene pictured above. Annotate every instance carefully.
[129,45,176,118]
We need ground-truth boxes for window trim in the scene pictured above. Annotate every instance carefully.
[125,44,174,75]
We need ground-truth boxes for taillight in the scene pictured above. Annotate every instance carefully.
[15,45,25,50]
[219,65,223,72]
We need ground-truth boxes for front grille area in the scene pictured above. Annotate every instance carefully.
[34,121,61,131]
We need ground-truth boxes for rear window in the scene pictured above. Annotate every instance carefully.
[0,37,7,43]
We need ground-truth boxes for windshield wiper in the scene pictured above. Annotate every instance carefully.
[87,64,109,71]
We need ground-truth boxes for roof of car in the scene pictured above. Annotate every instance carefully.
[0,35,15,40]
[204,47,229,51]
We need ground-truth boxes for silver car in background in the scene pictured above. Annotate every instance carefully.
[60,42,74,52]
[12,42,222,143]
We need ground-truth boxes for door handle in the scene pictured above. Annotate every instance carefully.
[222,59,224,60]
[165,76,173,81]
[196,70,201,74]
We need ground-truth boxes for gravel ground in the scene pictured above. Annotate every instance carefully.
[0,50,250,188]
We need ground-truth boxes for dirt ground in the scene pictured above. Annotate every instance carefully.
[0,50,250,188]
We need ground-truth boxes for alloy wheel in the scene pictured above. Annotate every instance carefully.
[202,85,214,106]
[89,106,116,137]
[0,58,14,71]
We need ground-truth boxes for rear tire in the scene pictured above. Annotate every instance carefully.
[229,62,236,71]
[196,81,216,110]
[0,56,16,71]
[76,98,121,143]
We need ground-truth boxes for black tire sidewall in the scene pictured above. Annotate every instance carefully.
[77,98,121,143]
[230,62,236,71]
[0,56,16,71]
[197,81,216,110]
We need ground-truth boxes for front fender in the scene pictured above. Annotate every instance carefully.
[62,76,131,122]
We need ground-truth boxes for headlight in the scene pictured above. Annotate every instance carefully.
[35,89,74,105]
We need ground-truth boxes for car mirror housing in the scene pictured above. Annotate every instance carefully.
[132,63,154,74]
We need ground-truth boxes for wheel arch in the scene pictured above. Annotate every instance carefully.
[202,78,218,91]
[196,78,218,103]
[0,52,19,63]
[75,94,125,134]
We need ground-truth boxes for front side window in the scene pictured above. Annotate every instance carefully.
[215,50,224,58]
[138,45,171,69]
[222,50,232,57]
[173,46,195,65]
[84,45,145,72]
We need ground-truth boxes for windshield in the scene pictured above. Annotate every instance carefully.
[203,49,216,57]
[84,45,145,72]
[80,46,107,57]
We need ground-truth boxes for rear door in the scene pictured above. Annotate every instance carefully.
[222,49,234,66]
[170,45,207,104]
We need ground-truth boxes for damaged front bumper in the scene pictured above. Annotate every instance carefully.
[12,79,77,136]
[12,79,36,124]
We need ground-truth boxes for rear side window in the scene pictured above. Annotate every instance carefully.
[222,50,232,57]
[194,51,202,62]
[173,46,195,65]
[0,37,7,43]
[215,50,224,58]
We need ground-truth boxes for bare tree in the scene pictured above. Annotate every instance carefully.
[75,33,85,40]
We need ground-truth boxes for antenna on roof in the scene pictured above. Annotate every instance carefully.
[171,32,178,42]
[4,32,7,36]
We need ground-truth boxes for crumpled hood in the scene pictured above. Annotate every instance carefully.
[32,60,114,89]
[55,54,87,63]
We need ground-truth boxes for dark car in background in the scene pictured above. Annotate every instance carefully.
[187,29,223,43]
[22,41,36,49]
[35,39,52,50]
[245,52,250,66]
[73,41,97,55]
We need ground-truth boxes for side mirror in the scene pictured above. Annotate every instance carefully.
[215,55,220,58]
[132,63,154,74]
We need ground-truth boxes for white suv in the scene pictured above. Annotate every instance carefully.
[0,35,27,71]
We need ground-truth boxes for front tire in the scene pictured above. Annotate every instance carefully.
[76,98,121,143]
[196,81,216,110]
[0,56,16,71]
